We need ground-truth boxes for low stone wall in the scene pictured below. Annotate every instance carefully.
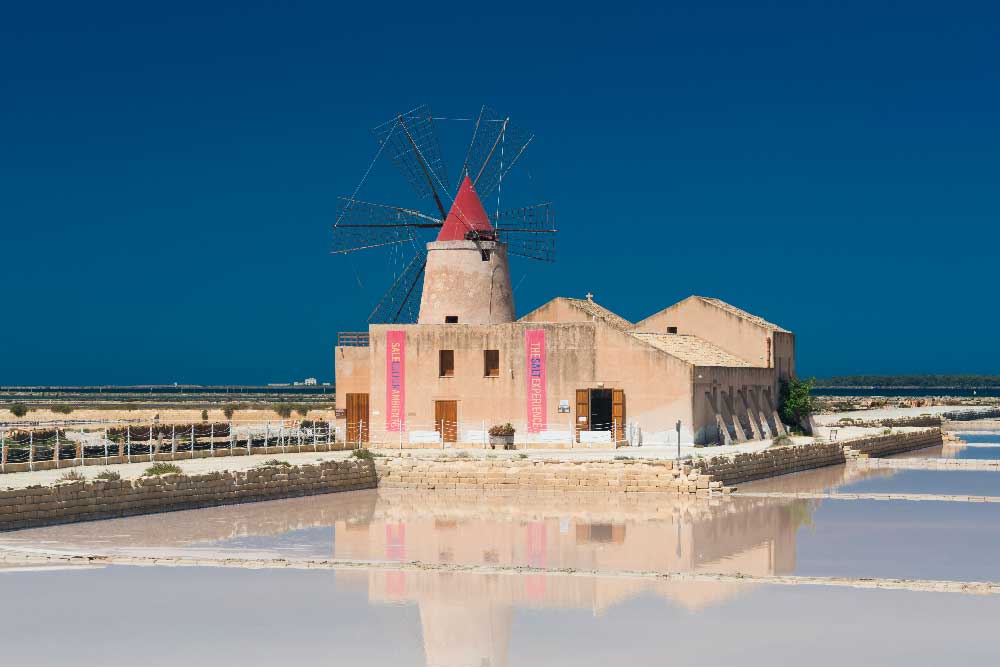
[695,429,944,486]
[943,420,1000,432]
[840,415,942,428]
[694,441,847,486]
[375,457,719,494]
[0,459,376,531]
[842,429,943,458]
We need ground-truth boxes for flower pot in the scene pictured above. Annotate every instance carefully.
[489,434,515,450]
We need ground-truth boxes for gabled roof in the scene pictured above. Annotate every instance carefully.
[692,296,790,333]
[632,333,751,367]
[565,297,634,332]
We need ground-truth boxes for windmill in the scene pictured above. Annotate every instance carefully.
[332,105,556,324]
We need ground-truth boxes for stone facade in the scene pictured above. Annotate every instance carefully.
[376,457,721,494]
[0,459,376,531]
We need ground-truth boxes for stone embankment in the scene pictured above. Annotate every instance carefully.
[0,459,375,531]
[693,429,943,487]
[376,458,721,495]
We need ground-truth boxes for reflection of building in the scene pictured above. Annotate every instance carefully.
[332,491,809,667]
[2,463,900,667]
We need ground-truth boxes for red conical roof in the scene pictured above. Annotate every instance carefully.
[437,174,494,241]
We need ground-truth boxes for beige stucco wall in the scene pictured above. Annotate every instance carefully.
[635,296,777,368]
[418,240,515,325]
[366,322,597,441]
[520,297,605,326]
[334,345,371,411]
[346,321,700,444]
[692,366,779,444]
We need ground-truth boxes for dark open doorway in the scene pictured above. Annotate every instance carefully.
[589,389,613,431]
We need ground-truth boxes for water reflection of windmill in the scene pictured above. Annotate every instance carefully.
[332,105,556,323]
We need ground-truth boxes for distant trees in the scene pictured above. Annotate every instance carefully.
[817,375,1000,388]
[51,405,74,414]
[8,403,29,418]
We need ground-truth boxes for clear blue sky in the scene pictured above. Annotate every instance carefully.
[2,1,998,385]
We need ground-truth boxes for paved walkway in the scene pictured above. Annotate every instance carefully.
[368,437,808,462]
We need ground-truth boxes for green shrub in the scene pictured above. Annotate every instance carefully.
[143,462,183,476]
[201,409,209,421]
[222,404,238,420]
[882,428,893,435]
[57,470,86,482]
[96,470,121,481]
[518,453,528,459]
[613,455,633,461]
[273,403,293,419]
[770,434,794,447]
[294,406,310,418]
[779,377,817,426]
[351,448,382,460]
[8,403,29,418]
[51,405,74,415]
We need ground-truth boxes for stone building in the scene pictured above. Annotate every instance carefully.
[335,185,794,447]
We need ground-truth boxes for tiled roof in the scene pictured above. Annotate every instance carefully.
[565,298,634,332]
[696,297,789,333]
[633,333,752,367]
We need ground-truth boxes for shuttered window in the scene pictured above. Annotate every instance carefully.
[484,350,500,377]
[439,350,455,377]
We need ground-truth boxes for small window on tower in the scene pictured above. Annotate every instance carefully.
[484,350,500,377]
[439,350,455,377]
[667,326,678,334]
[445,315,458,323]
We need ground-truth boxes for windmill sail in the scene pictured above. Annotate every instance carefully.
[367,246,428,324]
[332,198,441,254]
[495,203,556,261]
[372,105,450,213]
[463,106,534,199]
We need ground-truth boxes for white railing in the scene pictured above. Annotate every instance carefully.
[0,419,343,474]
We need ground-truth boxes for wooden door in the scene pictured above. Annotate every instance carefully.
[345,393,369,443]
[612,389,626,441]
[575,389,590,442]
[434,400,458,442]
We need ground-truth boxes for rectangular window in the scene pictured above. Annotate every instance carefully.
[667,326,678,334]
[439,350,455,377]
[445,315,458,323]
[484,350,500,377]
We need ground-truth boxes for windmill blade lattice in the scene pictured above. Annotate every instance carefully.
[372,105,451,209]
[463,106,534,199]
[495,203,556,261]
[332,198,441,254]
[367,246,428,324]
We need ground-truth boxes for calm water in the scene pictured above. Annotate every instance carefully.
[1,566,998,666]
[2,459,1000,665]
[835,469,1000,496]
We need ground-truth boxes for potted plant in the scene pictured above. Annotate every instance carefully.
[488,423,516,450]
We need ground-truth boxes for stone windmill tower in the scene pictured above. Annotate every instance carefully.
[331,105,555,324]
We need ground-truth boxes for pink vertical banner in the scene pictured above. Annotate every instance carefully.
[525,329,547,433]
[386,330,405,431]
